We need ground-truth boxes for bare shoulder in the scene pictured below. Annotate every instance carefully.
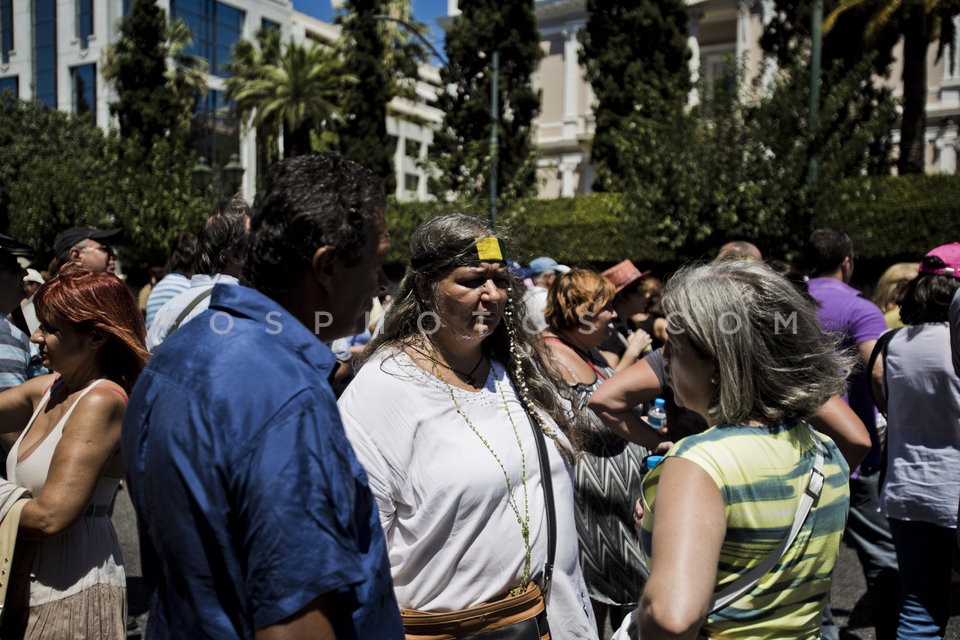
[70,383,128,424]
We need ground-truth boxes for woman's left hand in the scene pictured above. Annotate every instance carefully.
[625,329,653,358]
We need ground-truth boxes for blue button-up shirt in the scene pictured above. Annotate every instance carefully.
[122,284,402,639]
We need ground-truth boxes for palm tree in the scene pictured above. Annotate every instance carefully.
[825,0,960,173]
[225,30,354,158]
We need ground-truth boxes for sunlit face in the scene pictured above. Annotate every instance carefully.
[429,262,509,349]
[31,315,91,374]
[74,240,116,273]
[663,332,717,420]
[579,300,616,348]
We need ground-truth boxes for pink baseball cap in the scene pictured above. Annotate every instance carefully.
[918,242,960,278]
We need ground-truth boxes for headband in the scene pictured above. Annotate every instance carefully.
[410,236,506,272]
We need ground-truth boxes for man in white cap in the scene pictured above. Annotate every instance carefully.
[522,256,569,334]
[11,268,45,338]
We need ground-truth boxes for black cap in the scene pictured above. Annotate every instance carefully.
[0,233,33,262]
[54,227,122,261]
[0,235,29,272]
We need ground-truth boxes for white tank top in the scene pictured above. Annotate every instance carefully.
[5,377,125,605]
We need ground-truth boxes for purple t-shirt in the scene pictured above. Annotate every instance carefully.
[808,277,888,470]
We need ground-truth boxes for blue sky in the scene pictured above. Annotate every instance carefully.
[292,1,448,59]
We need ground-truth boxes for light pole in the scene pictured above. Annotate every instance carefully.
[372,14,499,226]
[807,0,823,186]
[192,154,245,200]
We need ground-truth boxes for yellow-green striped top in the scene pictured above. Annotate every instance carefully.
[640,422,850,639]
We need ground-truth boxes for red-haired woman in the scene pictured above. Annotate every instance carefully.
[0,268,148,639]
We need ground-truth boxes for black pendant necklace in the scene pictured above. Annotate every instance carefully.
[411,345,486,387]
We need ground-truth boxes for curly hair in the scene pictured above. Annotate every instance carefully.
[35,268,149,392]
[663,260,853,426]
[544,268,615,334]
[361,213,592,458]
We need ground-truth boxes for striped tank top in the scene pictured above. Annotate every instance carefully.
[640,422,850,639]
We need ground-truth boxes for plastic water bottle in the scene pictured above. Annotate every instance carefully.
[641,454,664,475]
[647,398,667,430]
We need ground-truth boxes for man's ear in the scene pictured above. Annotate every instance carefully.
[310,246,338,289]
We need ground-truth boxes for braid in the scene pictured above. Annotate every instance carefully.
[503,291,578,465]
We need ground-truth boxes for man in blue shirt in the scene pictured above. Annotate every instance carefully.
[122,154,400,639]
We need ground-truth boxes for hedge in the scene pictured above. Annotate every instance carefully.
[816,174,960,259]
[385,174,960,267]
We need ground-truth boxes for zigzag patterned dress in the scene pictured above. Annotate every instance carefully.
[566,356,650,607]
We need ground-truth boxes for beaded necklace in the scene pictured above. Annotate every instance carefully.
[432,360,532,595]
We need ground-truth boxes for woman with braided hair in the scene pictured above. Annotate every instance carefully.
[339,213,597,639]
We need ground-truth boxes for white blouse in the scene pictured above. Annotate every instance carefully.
[339,349,597,640]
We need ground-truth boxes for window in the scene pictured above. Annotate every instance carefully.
[71,63,96,116]
[404,173,419,192]
[76,0,93,48]
[191,90,240,171]
[33,0,58,108]
[1,0,12,64]
[172,0,245,77]
[261,18,280,32]
[405,138,421,159]
[0,75,17,102]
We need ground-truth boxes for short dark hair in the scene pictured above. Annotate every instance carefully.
[195,195,252,275]
[807,228,853,276]
[244,153,385,300]
[163,232,198,277]
[899,255,960,324]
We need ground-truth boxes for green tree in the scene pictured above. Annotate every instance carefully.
[823,0,960,174]
[337,0,395,190]
[429,0,543,204]
[579,0,691,193]
[609,56,896,259]
[104,0,190,142]
[225,29,353,158]
[0,98,208,268]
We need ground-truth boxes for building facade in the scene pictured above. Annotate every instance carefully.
[0,0,441,202]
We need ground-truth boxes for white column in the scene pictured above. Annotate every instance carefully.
[563,26,579,139]
[559,153,580,197]
[687,11,701,106]
[736,0,751,64]
[937,121,958,174]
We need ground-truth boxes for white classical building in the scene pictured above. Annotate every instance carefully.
[0,0,442,202]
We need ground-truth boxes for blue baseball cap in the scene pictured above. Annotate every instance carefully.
[528,256,570,276]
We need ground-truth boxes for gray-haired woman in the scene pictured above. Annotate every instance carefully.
[338,214,598,639]
[634,260,852,639]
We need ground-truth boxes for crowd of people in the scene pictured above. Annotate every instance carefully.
[0,151,955,639]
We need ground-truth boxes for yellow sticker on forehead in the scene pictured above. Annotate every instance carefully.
[475,237,503,262]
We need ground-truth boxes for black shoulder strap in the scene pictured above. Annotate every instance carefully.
[868,327,900,417]
[171,288,214,334]
[519,401,556,594]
